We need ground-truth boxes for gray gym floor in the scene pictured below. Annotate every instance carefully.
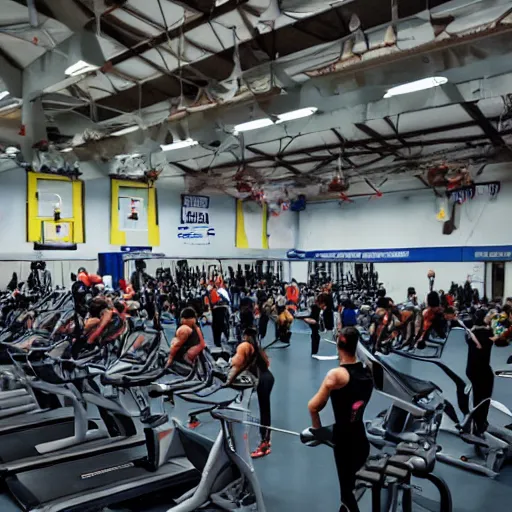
[1,321,511,511]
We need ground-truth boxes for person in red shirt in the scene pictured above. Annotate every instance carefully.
[77,268,103,288]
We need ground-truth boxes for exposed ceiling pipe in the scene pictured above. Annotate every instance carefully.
[26,0,39,27]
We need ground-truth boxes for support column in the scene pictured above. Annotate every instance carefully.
[503,262,512,300]
[484,262,493,299]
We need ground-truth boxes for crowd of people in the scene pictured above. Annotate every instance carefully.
[9,262,511,512]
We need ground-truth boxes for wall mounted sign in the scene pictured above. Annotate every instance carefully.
[177,225,216,245]
[446,181,500,204]
[181,194,210,224]
[179,195,214,245]
[287,245,512,262]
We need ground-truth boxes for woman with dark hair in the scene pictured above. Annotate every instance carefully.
[415,291,445,349]
[227,327,274,458]
[165,307,206,368]
[304,292,328,356]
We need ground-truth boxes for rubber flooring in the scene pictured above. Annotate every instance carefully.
[0,321,511,511]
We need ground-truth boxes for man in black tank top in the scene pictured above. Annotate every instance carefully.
[308,327,373,512]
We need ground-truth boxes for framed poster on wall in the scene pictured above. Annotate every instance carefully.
[178,194,215,245]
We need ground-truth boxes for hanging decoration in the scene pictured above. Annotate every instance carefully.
[290,194,307,212]
[328,155,349,193]
[435,196,449,222]
[446,181,501,204]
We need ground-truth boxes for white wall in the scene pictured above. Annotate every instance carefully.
[297,164,512,298]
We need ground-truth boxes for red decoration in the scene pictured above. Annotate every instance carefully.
[236,181,253,193]
[328,176,348,193]
[18,125,26,136]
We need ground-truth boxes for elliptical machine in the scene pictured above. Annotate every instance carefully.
[356,342,452,511]
[388,327,512,478]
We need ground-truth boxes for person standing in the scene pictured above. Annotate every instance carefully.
[308,327,373,512]
[305,293,328,356]
[467,309,494,434]
[208,277,230,347]
[227,327,274,458]
[256,282,270,341]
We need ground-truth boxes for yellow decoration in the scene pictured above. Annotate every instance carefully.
[26,172,84,243]
[235,200,269,249]
[235,199,249,248]
[110,179,159,247]
[436,207,446,221]
[261,202,269,250]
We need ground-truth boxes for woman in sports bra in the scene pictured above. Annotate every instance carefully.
[308,327,373,512]
[227,327,274,458]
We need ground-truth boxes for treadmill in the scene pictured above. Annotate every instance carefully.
[0,328,173,475]
[4,354,213,512]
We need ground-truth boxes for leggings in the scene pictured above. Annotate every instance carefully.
[311,326,320,355]
[212,307,229,347]
[333,442,369,512]
[259,312,269,340]
[467,366,494,433]
[257,370,275,442]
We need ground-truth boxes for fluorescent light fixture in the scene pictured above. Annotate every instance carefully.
[60,147,74,153]
[160,139,198,151]
[116,153,142,159]
[65,60,99,77]
[276,107,318,123]
[111,125,140,137]
[0,91,9,101]
[234,118,274,133]
[384,77,448,98]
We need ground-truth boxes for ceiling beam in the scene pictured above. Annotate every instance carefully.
[195,125,512,172]
[104,0,249,68]
[246,145,312,179]
[0,48,22,97]
[459,101,511,152]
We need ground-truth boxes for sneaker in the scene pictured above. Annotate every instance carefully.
[188,417,201,429]
[251,441,271,459]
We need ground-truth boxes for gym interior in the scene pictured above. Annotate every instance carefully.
[0,0,511,511]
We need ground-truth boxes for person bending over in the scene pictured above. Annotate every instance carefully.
[275,300,294,345]
[84,297,126,346]
[308,327,373,512]
[166,307,206,368]
[227,327,274,458]
[166,307,207,429]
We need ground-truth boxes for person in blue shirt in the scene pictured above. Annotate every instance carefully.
[340,299,357,328]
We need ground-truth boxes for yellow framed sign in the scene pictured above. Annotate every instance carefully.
[26,172,84,244]
[110,179,159,247]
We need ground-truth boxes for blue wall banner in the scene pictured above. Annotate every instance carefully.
[287,246,512,262]
[462,246,512,261]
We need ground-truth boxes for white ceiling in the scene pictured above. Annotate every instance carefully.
[0,0,512,203]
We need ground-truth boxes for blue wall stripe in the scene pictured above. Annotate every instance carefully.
[287,246,512,262]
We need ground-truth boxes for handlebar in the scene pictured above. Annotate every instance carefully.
[300,425,335,448]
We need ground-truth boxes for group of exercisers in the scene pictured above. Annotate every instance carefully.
[69,265,510,512]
